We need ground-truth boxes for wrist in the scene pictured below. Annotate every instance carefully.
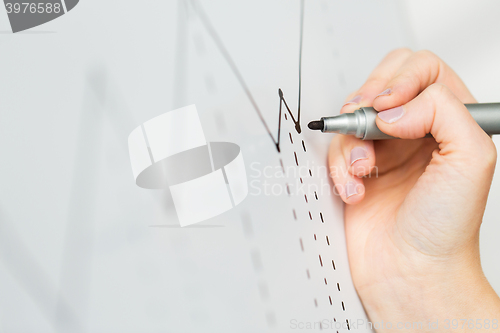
[358,259,500,332]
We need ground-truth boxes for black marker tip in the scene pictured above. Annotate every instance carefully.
[308,120,324,131]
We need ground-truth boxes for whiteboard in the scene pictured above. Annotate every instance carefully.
[0,1,412,331]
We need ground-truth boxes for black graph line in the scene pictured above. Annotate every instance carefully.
[278,88,302,144]
[190,0,304,152]
[297,0,304,131]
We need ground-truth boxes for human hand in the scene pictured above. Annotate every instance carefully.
[328,49,500,331]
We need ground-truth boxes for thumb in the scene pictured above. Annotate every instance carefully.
[375,83,495,164]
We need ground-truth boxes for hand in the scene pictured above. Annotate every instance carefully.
[328,49,500,331]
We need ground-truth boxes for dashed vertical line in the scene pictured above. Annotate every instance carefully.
[266,312,276,328]
[306,270,310,279]
[329,296,332,305]
[304,194,308,203]
[302,140,306,152]
[250,250,263,272]
[314,299,318,307]
[299,238,304,252]
[240,212,253,238]
[324,278,328,285]
[331,260,336,270]
[342,301,345,311]
[258,281,270,300]
[326,236,330,246]
[320,212,324,223]
[319,255,323,267]
[309,168,313,177]
[289,132,294,144]
[308,211,312,220]
[293,209,297,220]
[337,283,341,291]
[314,191,318,200]
[294,151,299,166]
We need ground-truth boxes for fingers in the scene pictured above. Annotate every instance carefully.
[328,135,375,204]
[373,50,476,112]
[331,48,412,204]
[341,48,413,114]
[376,83,495,161]
[334,47,412,196]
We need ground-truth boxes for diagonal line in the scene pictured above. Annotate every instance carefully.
[190,0,278,149]
[281,91,297,124]
[190,0,305,152]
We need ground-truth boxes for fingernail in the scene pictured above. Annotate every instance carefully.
[350,147,368,165]
[376,88,392,97]
[378,106,405,123]
[343,95,362,106]
[345,181,359,198]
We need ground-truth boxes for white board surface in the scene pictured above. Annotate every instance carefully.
[0,1,412,331]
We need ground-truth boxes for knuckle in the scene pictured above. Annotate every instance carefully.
[414,50,443,72]
[364,76,388,86]
[427,82,451,99]
[389,71,416,87]
[414,49,438,62]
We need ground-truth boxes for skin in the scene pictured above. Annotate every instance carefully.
[328,49,500,332]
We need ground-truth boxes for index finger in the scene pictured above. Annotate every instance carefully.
[372,50,476,112]
[341,48,414,114]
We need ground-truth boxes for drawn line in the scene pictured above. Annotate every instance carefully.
[191,0,305,152]
[279,88,302,136]
[297,0,304,127]
[190,0,277,150]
